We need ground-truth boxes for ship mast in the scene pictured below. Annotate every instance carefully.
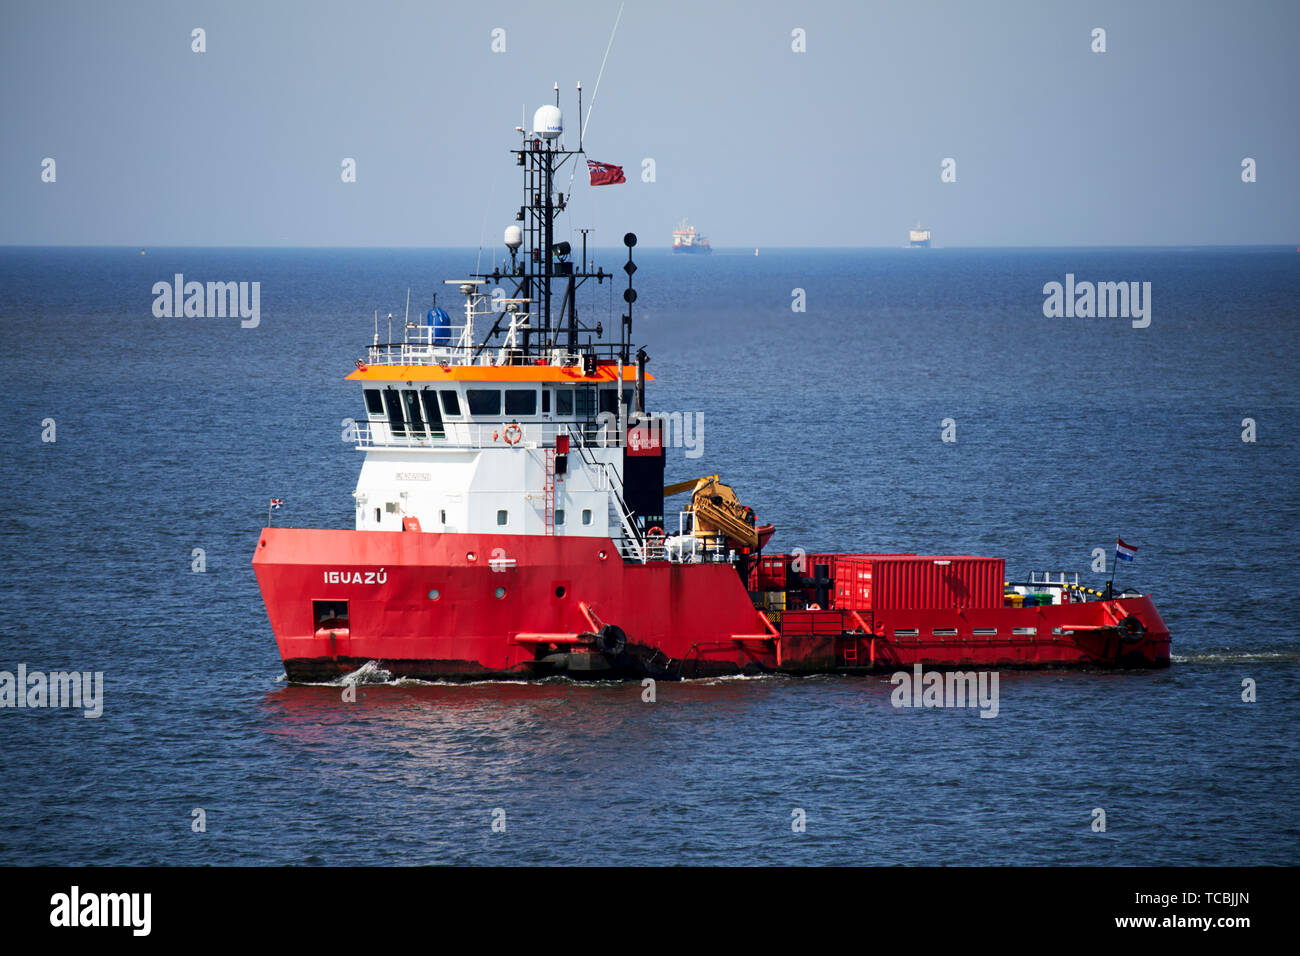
[472,84,634,368]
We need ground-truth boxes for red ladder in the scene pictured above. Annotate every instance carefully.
[543,447,556,535]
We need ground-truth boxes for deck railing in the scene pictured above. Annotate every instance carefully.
[352,419,619,451]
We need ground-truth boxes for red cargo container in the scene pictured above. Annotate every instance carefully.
[785,553,1003,611]
[831,556,874,609]
[767,552,1001,612]
[868,555,1004,610]
[754,554,789,590]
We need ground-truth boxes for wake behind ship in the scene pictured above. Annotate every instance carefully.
[252,88,1170,681]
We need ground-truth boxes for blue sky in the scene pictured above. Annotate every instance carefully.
[2,0,1297,246]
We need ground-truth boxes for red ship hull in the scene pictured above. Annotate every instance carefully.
[254,529,1171,681]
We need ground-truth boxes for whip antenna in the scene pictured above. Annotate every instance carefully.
[583,1,624,144]
[568,2,625,198]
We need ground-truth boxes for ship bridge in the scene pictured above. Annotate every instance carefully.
[344,104,667,560]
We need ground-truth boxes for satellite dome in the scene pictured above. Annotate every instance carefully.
[532,105,562,140]
[504,225,522,250]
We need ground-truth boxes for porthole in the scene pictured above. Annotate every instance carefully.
[494,586,507,600]
[428,589,440,601]
[466,552,477,561]
[555,586,566,598]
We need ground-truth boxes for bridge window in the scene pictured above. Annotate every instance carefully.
[541,389,551,414]
[467,389,501,416]
[574,385,597,418]
[382,387,405,436]
[420,390,444,436]
[402,390,425,433]
[504,389,536,416]
[439,390,461,417]
[364,389,384,416]
[556,388,574,416]
[582,509,593,526]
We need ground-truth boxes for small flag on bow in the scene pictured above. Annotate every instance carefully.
[1115,537,1137,562]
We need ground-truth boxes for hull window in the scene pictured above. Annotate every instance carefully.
[313,599,348,630]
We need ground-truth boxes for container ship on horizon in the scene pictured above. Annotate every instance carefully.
[671,218,711,254]
[909,223,932,247]
[251,87,1170,682]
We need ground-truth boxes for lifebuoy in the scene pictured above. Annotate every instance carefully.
[646,525,664,539]
[503,423,523,445]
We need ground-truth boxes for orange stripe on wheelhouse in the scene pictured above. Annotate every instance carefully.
[345,364,653,383]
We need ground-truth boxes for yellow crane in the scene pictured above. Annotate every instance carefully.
[663,475,758,549]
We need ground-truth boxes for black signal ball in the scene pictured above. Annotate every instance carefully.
[623,288,637,303]
[623,232,637,248]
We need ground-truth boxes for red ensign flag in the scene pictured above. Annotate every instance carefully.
[587,160,626,186]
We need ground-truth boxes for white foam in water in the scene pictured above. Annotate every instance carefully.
[1172,651,1298,664]
[339,661,393,685]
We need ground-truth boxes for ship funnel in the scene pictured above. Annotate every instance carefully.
[532,105,562,140]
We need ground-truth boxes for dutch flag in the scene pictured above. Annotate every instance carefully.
[1115,537,1137,562]
[269,498,283,510]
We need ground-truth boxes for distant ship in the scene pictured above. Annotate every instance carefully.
[672,218,712,254]
[908,223,931,248]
